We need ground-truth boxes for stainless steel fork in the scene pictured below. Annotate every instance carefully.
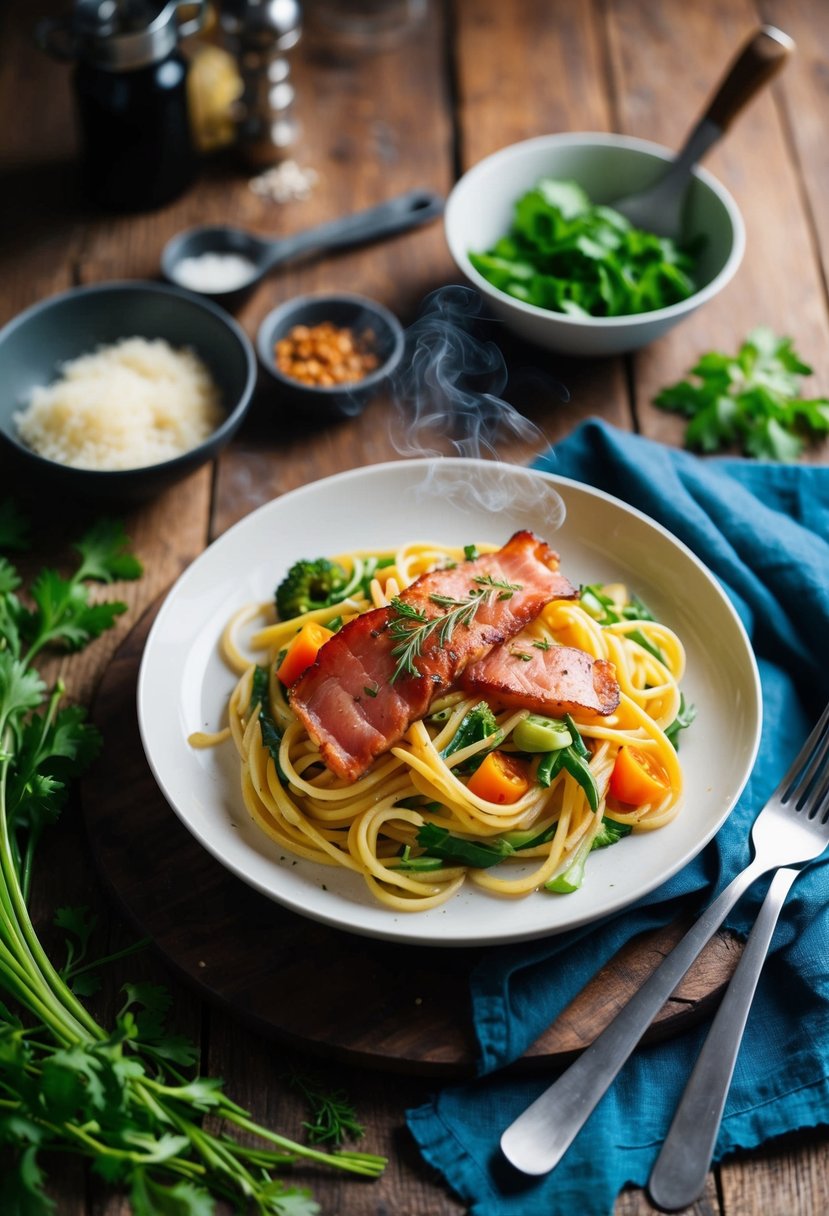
[646,863,806,1211]
[500,699,829,1177]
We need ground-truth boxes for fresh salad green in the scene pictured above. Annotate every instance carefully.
[654,326,829,460]
[0,508,385,1215]
[469,178,697,317]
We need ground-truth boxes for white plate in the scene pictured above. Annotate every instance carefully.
[137,459,762,946]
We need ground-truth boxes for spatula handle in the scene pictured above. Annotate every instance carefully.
[703,26,795,132]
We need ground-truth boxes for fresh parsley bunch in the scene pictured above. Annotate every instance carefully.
[0,507,385,1215]
[654,326,829,460]
[469,178,697,317]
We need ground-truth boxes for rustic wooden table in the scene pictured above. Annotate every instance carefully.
[2,0,828,1212]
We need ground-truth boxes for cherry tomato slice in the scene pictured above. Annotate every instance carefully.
[609,745,671,805]
[467,750,531,804]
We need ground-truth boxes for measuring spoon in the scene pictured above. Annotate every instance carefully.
[161,188,443,303]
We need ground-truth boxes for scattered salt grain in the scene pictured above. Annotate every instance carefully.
[173,252,258,294]
[249,158,319,204]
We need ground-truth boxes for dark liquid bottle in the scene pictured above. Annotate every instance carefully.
[37,1,205,213]
[74,50,195,211]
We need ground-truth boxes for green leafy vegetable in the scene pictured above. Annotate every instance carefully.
[581,583,655,627]
[580,585,663,665]
[591,817,633,849]
[0,510,386,1212]
[653,327,829,460]
[440,701,502,769]
[665,693,697,751]
[251,664,286,777]
[469,177,697,318]
[535,716,599,811]
[413,822,515,869]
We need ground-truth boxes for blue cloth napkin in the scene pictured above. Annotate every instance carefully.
[407,418,829,1216]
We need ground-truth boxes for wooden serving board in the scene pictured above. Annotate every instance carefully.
[81,599,743,1078]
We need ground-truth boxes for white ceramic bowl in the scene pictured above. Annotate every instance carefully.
[444,132,745,357]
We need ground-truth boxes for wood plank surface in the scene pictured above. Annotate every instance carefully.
[1,0,827,1214]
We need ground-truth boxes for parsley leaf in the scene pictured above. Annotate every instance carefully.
[469,177,698,317]
[74,519,144,583]
[0,508,386,1211]
[654,327,829,460]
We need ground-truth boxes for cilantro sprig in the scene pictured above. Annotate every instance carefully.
[469,177,697,318]
[654,327,829,460]
[0,507,386,1213]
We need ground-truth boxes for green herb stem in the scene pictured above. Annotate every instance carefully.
[0,514,386,1210]
[222,1109,387,1177]
[0,786,103,1042]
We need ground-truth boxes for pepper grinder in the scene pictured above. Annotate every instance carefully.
[220,0,302,168]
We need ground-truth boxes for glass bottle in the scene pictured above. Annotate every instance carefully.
[37,0,205,212]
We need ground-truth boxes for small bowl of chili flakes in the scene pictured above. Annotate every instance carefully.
[256,292,405,418]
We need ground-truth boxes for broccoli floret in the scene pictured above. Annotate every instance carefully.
[275,558,348,620]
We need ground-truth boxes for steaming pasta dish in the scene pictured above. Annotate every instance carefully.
[190,535,691,911]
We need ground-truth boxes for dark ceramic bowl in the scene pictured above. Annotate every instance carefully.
[256,292,405,419]
[0,280,257,503]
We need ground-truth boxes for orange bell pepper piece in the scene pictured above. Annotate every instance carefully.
[277,621,334,688]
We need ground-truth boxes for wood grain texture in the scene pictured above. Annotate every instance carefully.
[2,0,828,1212]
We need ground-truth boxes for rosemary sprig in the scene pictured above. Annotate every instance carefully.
[388,594,480,682]
[388,573,523,684]
[472,574,521,599]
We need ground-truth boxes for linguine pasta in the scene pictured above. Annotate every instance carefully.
[191,541,686,912]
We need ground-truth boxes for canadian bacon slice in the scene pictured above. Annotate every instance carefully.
[461,639,620,717]
[289,531,576,781]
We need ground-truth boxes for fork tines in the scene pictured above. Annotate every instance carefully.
[782,701,829,820]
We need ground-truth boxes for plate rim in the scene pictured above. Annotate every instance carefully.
[137,457,763,946]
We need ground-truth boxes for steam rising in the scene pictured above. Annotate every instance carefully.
[390,285,568,525]
[391,285,543,459]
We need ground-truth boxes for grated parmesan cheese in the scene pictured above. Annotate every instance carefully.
[14,337,225,471]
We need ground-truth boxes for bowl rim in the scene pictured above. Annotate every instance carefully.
[444,130,747,329]
[256,290,406,395]
[0,279,257,479]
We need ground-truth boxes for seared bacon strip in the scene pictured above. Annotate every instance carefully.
[461,639,620,717]
[289,532,576,781]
